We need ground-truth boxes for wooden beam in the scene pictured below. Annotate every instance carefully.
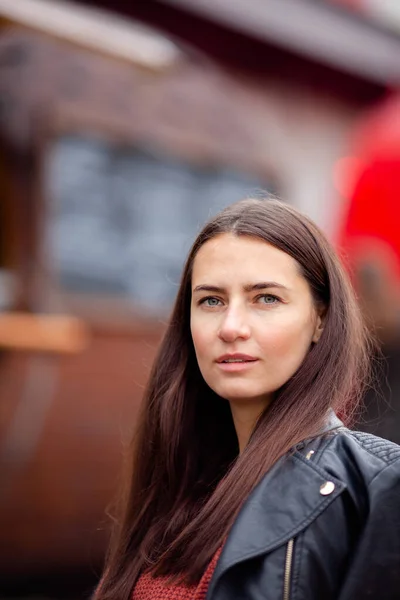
[0,0,180,70]
[0,312,89,353]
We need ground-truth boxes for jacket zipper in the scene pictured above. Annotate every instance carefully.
[283,538,294,600]
[283,447,311,599]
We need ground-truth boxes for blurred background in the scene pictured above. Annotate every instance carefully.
[0,0,399,597]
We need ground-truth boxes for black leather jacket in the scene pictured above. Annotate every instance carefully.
[206,414,400,600]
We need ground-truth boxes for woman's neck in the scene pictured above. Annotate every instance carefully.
[229,396,271,453]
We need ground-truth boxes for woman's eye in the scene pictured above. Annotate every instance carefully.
[258,294,279,305]
[201,297,221,307]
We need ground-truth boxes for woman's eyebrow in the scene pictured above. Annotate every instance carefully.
[244,282,288,292]
[193,285,225,294]
[193,282,289,293]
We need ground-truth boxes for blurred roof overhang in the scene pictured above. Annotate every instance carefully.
[85,0,399,102]
[159,0,400,86]
[1,0,399,102]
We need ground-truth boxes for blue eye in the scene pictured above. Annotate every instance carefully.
[258,294,279,304]
[204,297,221,307]
[199,296,222,307]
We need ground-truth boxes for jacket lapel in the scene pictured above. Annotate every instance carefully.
[207,448,346,598]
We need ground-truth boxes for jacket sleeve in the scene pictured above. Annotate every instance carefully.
[338,459,400,600]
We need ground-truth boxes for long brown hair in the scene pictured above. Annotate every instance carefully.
[95,198,371,599]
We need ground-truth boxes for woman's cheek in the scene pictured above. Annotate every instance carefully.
[260,319,313,362]
[258,319,293,350]
[191,321,212,361]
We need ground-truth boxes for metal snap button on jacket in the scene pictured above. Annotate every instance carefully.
[320,481,335,495]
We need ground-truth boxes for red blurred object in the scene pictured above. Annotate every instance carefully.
[337,94,400,282]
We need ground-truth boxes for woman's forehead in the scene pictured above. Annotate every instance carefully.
[192,233,303,287]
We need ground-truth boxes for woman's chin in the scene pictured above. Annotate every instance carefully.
[219,389,272,407]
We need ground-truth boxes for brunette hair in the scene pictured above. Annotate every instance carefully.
[95,198,371,600]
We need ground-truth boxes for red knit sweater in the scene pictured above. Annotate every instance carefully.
[132,547,223,600]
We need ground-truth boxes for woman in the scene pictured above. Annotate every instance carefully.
[95,198,400,600]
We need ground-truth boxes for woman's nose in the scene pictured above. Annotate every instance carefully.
[218,307,251,343]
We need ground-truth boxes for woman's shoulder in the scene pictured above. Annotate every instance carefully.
[311,427,400,490]
[340,428,400,462]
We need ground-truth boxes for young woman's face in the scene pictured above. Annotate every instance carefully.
[190,233,323,410]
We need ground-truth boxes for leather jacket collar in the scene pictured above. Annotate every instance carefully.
[207,410,345,598]
[319,409,343,435]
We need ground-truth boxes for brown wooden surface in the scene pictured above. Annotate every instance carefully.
[0,329,163,574]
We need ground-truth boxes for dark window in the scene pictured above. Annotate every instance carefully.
[46,135,273,314]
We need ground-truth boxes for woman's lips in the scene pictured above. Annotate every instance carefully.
[216,359,259,372]
[216,353,258,363]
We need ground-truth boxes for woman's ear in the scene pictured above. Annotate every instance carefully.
[312,306,326,343]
